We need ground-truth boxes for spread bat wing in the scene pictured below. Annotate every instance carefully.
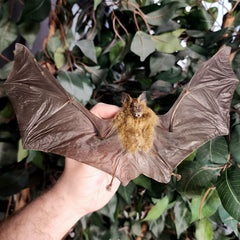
[4,44,239,186]
[148,46,239,183]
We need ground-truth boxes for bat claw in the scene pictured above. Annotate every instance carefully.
[106,183,112,191]
[171,172,181,181]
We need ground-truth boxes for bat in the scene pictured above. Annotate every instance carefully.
[4,44,239,188]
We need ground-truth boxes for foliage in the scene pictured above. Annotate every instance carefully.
[1,0,240,239]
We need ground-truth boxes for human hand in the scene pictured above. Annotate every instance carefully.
[54,103,121,217]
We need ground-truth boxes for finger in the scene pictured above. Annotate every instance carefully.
[90,103,121,119]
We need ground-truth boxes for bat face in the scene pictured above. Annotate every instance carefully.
[113,93,159,153]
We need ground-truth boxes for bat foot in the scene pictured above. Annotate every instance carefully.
[171,172,181,181]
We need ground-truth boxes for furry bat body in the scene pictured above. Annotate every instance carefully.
[4,44,239,186]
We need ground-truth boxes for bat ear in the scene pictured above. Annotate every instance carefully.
[138,91,147,103]
[121,92,132,104]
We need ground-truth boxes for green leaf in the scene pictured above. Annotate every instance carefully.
[216,166,240,221]
[0,142,17,166]
[18,0,51,23]
[145,2,187,26]
[209,136,228,164]
[0,102,14,123]
[230,124,240,164]
[99,194,117,222]
[177,161,219,197]
[191,187,220,222]
[218,205,239,237]
[17,139,28,162]
[133,174,152,191]
[0,61,13,80]
[117,181,136,205]
[27,150,44,169]
[57,70,93,105]
[54,47,66,69]
[187,7,216,31]
[109,40,125,65]
[184,150,197,162]
[152,29,185,53]
[195,218,213,240]
[76,40,97,64]
[94,0,102,10]
[18,22,40,48]
[142,196,168,221]
[47,30,63,59]
[130,31,155,61]
[149,52,175,77]
[0,3,18,53]
[174,200,191,238]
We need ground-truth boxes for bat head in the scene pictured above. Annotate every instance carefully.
[121,92,147,118]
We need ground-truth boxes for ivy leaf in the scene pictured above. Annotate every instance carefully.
[17,139,28,163]
[142,196,168,221]
[130,31,155,61]
[57,70,93,105]
[0,3,18,53]
[54,47,66,69]
[18,22,40,49]
[195,218,213,240]
[216,166,240,221]
[47,30,63,60]
[152,29,185,53]
[0,61,13,80]
[76,40,97,64]
[149,52,175,77]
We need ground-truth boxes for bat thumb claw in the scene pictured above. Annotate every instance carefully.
[106,183,112,191]
[171,172,181,181]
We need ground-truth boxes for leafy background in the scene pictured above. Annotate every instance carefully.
[1,0,240,239]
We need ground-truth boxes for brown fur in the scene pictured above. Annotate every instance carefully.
[113,94,159,153]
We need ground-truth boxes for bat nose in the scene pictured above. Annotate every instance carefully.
[135,113,142,118]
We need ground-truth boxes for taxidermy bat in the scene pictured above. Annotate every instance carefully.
[4,44,239,188]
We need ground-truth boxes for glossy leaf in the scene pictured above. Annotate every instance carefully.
[17,139,28,162]
[142,196,168,221]
[195,218,213,240]
[174,200,191,238]
[216,166,240,221]
[229,124,240,164]
[191,187,220,222]
[130,31,155,61]
[218,205,239,237]
[177,161,219,197]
